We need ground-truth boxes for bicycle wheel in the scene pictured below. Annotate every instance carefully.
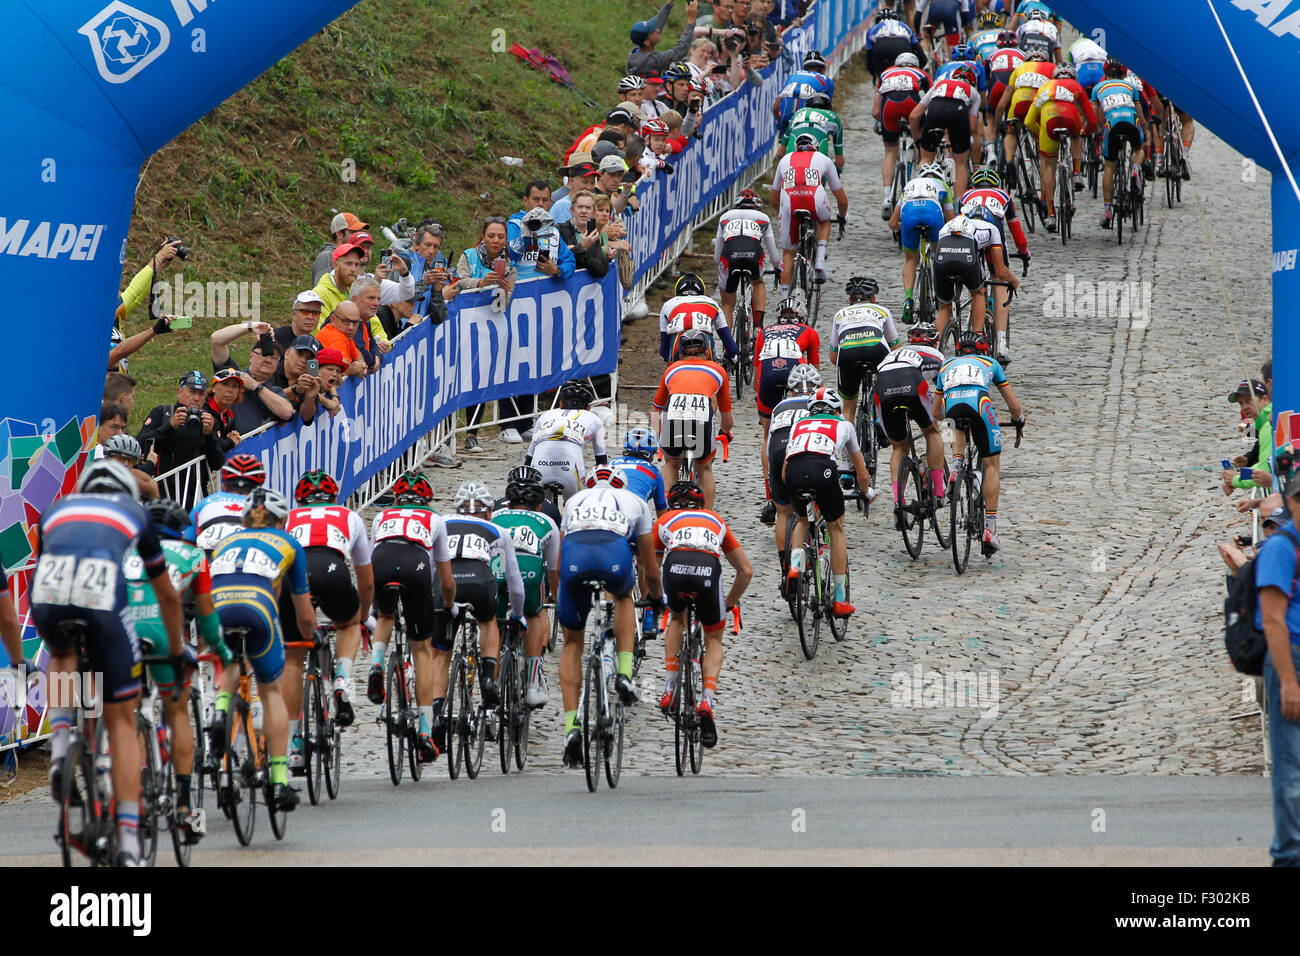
[463,654,486,780]
[323,643,342,800]
[900,457,925,559]
[931,462,951,549]
[548,606,560,653]
[498,648,514,775]
[733,295,749,401]
[57,738,97,867]
[304,670,323,805]
[266,745,288,842]
[1057,168,1070,245]
[582,656,602,792]
[951,465,972,574]
[1165,143,1176,208]
[514,653,531,771]
[605,698,625,789]
[829,558,850,643]
[798,541,818,660]
[445,654,463,780]
[384,646,405,786]
[134,713,159,867]
[688,634,703,775]
[226,703,256,846]
[917,255,936,327]
[674,621,692,776]
[173,687,203,867]
[406,653,422,783]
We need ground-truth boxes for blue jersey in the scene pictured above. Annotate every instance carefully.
[938,355,1007,411]
[777,70,834,130]
[970,29,1001,62]
[186,490,246,548]
[210,527,310,597]
[1092,77,1143,128]
[937,59,988,93]
[866,18,917,49]
[33,493,166,613]
[609,455,667,511]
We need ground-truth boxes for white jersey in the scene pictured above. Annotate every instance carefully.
[370,506,451,561]
[713,208,782,264]
[831,302,899,351]
[527,408,608,458]
[772,150,844,195]
[285,505,372,566]
[1068,37,1106,65]
[659,295,731,337]
[938,214,1001,250]
[785,415,861,463]
[561,486,654,543]
[901,175,952,207]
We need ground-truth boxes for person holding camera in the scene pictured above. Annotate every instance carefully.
[406,223,455,322]
[558,193,612,280]
[110,236,189,374]
[661,62,703,137]
[627,1,700,77]
[508,205,575,282]
[209,320,296,433]
[137,370,238,502]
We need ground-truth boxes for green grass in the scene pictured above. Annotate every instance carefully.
[123,0,657,416]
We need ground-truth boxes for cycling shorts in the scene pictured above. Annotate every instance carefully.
[556,531,637,631]
[875,365,937,440]
[451,560,499,626]
[767,430,794,506]
[371,540,441,644]
[660,408,717,464]
[1009,88,1036,122]
[663,551,726,630]
[1103,119,1143,161]
[33,603,142,704]
[497,554,545,619]
[933,234,986,303]
[755,359,799,417]
[868,38,912,81]
[532,440,585,500]
[946,394,1003,457]
[280,545,360,647]
[988,72,1013,113]
[923,0,962,41]
[212,584,285,685]
[899,198,946,252]
[778,190,835,250]
[836,342,891,401]
[921,98,973,155]
[1037,104,1083,157]
[785,453,846,522]
[138,633,192,698]
[718,238,764,294]
[881,92,920,144]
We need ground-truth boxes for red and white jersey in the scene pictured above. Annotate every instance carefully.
[652,508,740,559]
[878,66,928,96]
[370,506,451,561]
[877,343,944,385]
[755,321,820,366]
[286,505,371,565]
[919,77,981,115]
[659,295,731,337]
[786,415,861,460]
[773,149,843,199]
[986,48,1025,75]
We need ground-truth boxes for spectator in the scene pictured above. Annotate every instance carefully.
[311,212,368,286]
[316,303,375,377]
[279,336,327,423]
[350,276,392,355]
[110,237,185,373]
[618,74,657,120]
[766,0,802,28]
[508,205,575,282]
[313,241,367,318]
[638,119,675,181]
[1222,379,1273,496]
[209,320,296,433]
[207,369,245,449]
[137,370,232,496]
[94,403,130,454]
[593,195,634,258]
[375,290,423,342]
[661,63,703,137]
[743,9,781,65]
[313,349,346,418]
[628,1,700,77]
[1256,474,1300,865]
[606,108,647,161]
[700,0,745,30]
[552,163,600,225]
[103,372,137,419]
[558,193,612,278]
[369,243,416,306]
[407,223,453,321]
[594,155,637,215]
[274,291,325,354]
[108,313,184,375]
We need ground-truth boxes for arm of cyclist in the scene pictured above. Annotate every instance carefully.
[722,542,753,611]
[635,531,664,601]
[762,219,781,264]
[990,244,1020,290]
[138,520,186,656]
[849,448,872,492]
[717,324,739,362]
[997,381,1025,424]
[590,413,609,466]
[497,533,527,621]
[188,560,233,664]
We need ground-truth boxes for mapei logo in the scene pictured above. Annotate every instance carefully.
[78,1,171,85]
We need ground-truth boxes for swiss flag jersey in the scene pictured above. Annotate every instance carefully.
[987,49,1025,74]
[286,505,370,564]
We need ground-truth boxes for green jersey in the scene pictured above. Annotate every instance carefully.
[126,539,208,644]
[491,508,560,618]
[783,106,843,158]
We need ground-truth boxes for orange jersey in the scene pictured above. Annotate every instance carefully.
[652,508,740,558]
[652,359,733,414]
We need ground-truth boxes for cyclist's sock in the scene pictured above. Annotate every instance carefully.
[370,642,387,667]
[418,710,431,736]
[778,548,789,572]
[664,658,679,680]
[753,309,764,328]
[176,774,192,810]
[904,289,914,302]
[117,801,140,859]
[270,755,288,786]
[891,481,901,503]
[702,676,717,706]
[789,549,804,572]
[288,718,300,740]
[49,708,73,761]
[617,652,634,679]
[564,710,579,735]
[930,469,945,496]
[214,690,231,718]
[815,240,829,269]
[336,657,353,684]
[833,575,847,602]
[480,656,497,681]
[527,655,543,685]
[986,511,998,534]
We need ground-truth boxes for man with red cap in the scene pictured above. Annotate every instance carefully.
[312,211,368,286]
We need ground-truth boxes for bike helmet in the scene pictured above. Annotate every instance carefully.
[956,330,992,356]
[996,30,1020,48]
[908,323,940,347]
[964,205,994,225]
[242,487,290,521]
[558,380,595,409]
[970,167,1002,189]
[220,453,267,492]
[294,469,339,505]
[1053,63,1076,80]
[918,161,948,182]
[793,133,818,152]
[1024,50,1049,62]
[504,466,545,509]
[78,459,138,499]
[876,7,901,21]
[785,363,823,395]
[806,92,832,109]
[845,276,879,300]
[618,74,646,92]
[640,118,670,137]
[950,63,978,85]
[453,480,494,513]
[677,328,711,355]
[951,44,974,61]
[736,188,764,210]
[147,498,190,539]
[583,464,626,489]
[807,387,843,417]
[977,11,1001,28]
[1104,57,1125,79]
[666,480,706,509]
[803,51,827,72]
[103,433,142,464]
[775,296,808,322]
[662,61,692,84]
[623,427,659,459]
[392,469,433,505]
[674,273,707,297]
[894,52,920,68]
[1025,9,1048,21]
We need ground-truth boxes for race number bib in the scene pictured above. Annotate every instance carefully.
[669,310,716,335]
[567,504,632,537]
[722,218,763,241]
[903,178,942,202]
[770,407,808,431]
[942,363,987,389]
[666,392,711,421]
[787,429,837,457]
[667,525,721,554]
[210,547,280,581]
[1101,92,1134,111]
[447,534,491,562]
[783,166,822,189]
[1016,71,1047,90]
[290,522,349,553]
[759,337,803,361]
[376,515,433,547]
[879,73,914,94]
[1054,85,1076,103]
[964,196,1006,220]
[32,555,120,611]
[508,525,541,557]
[196,521,241,552]
[888,348,926,368]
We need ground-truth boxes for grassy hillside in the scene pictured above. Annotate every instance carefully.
[122,0,657,416]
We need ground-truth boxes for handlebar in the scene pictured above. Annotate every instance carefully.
[1012,251,1030,276]
[718,432,731,462]
[998,419,1026,447]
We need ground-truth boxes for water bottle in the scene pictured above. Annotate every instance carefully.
[251,697,264,732]
[600,634,616,691]
[818,543,831,586]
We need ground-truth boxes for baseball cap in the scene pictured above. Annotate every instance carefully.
[330,212,368,233]
[630,18,657,43]
[1228,379,1267,402]
[1264,506,1288,527]
[212,368,245,389]
[570,162,599,178]
[350,231,374,246]
[294,290,324,310]
[598,155,628,174]
[591,141,626,164]
[316,348,347,370]
[332,241,366,262]
[178,370,209,390]
[291,335,322,355]
[606,107,637,128]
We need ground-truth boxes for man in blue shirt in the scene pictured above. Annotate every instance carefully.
[508,206,576,283]
[1257,473,1300,865]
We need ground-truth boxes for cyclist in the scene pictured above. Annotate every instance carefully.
[100,433,159,501]
[995,50,1055,186]
[126,498,231,845]
[523,380,609,500]
[1092,58,1149,229]
[282,470,374,768]
[830,276,900,435]
[366,470,456,763]
[1024,62,1098,232]
[873,52,931,221]
[34,460,187,866]
[782,389,872,617]
[774,51,836,136]
[770,133,848,288]
[967,14,1003,67]
[651,329,734,508]
[186,453,265,552]
[937,44,990,159]
[985,32,1026,181]
[937,331,1025,553]
[1015,8,1060,64]
[933,207,1019,340]
[209,487,316,813]
[909,60,982,198]
[659,273,738,365]
[714,189,781,333]
[1067,33,1107,93]
[780,93,845,171]
[610,428,668,515]
[555,464,661,767]
[653,480,753,749]
[491,469,561,710]
[443,481,526,712]
[763,364,822,577]
[959,166,1029,363]
[915,0,968,61]
[865,8,924,83]
[754,296,820,509]
[874,324,947,530]
[887,162,957,325]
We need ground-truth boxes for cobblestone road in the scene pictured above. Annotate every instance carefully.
[331,64,1272,783]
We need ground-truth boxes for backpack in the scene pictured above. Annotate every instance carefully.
[1224,527,1300,675]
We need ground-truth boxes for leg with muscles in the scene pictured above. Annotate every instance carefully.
[661,610,684,709]
[982,452,1002,546]
[924,419,946,501]
[524,609,550,707]
[105,700,143,859]
[827,517,853,614]
[368,613,395,704]
[478,619,500,705]
[410,638,438,757]
[698,626,725,747]
[261,676,296,809]
[281,650,305,771]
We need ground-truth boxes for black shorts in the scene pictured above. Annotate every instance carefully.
[785,453,846,522]
[1104,120,1142,162]
[450,560,498,625]
[663,551,727,629]
[33,604,141,704]
[921,98,973,155]
[933,235,985,304]
[280,546,360,646]
[767,430,792,505]
[876,366,934,440]
[868,37,912,80]
[660,414,717,464]
[836,343,890,401]
[371,540,441,644]
[719,238,763,293]
[755,359,798,417]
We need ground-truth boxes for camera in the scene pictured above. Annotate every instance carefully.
[164,235,190,260]
[186,406,202,428]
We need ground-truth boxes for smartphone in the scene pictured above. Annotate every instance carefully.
[306,359,319,375]
[380,249,393,262]
[492,257,508,278]
[169,315,194,330]
[1240,467,1253,481]
[586,218,598,234]
[1221,459,1233,470]
[538,250,550,262]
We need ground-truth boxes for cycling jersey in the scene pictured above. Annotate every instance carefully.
[608,454,668,511]
[654,508,741,629]
[526,407,609,499]
[934,214,1002,302]
[714,208,781,295]
[877,66,929,144]
[1068,36,1107,89]
[754,321,819,417]
[918,77,982,154]
[773,150,843,249]
[784,415,860,522]
[938,354,1010,457]
[875,344,945,440]
[370,505,451,644]
[865,17,921,80]
[765,394,813,506]
[126,538,216,691]
[1016,19,1060,60]
[776,70,835,132]
[285,505,371,567]
[282,504,371,636]
[898,174,954,252]
[653,359,732,462]
[659,294,737,363]
[491,508,559,618]
[1026,78,1098,156]
[831,303,898,403]
[783,106,844,159]
[969,28,1001,61]
[1005,60,1056,121]
[985,47,1026,109]
[1092,77,1146,161]
[786,414,861,462]
[443,515,524,623]
[959,186,1028,256]
[186,490,247,552]
[936,59,989,95]
[653,508,740,559]
[557,485,654,630]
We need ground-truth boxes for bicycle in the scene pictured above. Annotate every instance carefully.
[850,368,881,518]
[730,271,761,401]
[1111,138,1145,244]
[663,596,739,776]
[1160,98,1184,208]
[136,650,203,867]
[1085,131,1103,198]
[1053,128,1075,243]
[444,602,488,781]
[376,584,422,786]
[495,618,530,774]
[949,416,1023,573]
[792,210,820,325]
[891,417,951,560]
[889,129,918,248]
[913,223,939,328]
[1011,122,1042,232]
[288,617,341,803]
[785,475,862,659]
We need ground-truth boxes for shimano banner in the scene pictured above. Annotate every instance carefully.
[238,270,622,503]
